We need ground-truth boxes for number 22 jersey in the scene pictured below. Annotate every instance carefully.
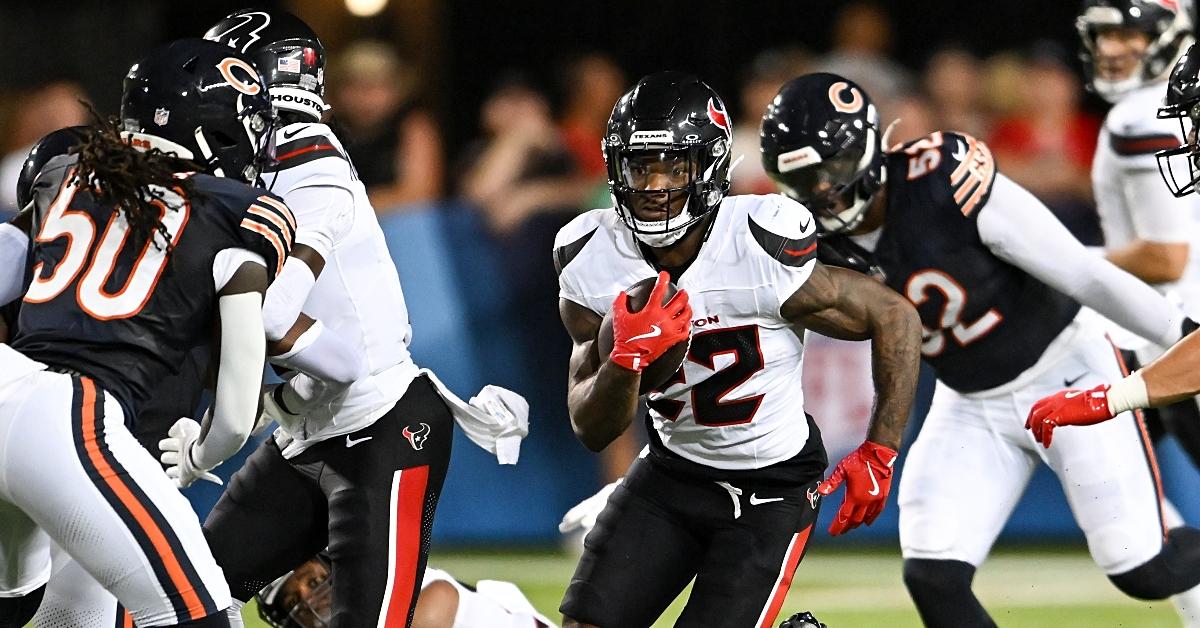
[555,194,826,477]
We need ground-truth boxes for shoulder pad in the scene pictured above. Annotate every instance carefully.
[553,209,606,276]
[892,131,997,217]
[268,123,349,173]
[194,175,296,281]
[745,194,818,267]
[1106,84,1182,157]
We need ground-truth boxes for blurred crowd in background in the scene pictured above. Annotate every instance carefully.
[0,0,1137,539]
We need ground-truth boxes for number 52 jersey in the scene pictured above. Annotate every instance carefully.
[555,194,823,473]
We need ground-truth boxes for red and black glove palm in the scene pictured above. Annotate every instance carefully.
[817,440,898,536]
[1025,384,1114,448]
[609,271,692,373]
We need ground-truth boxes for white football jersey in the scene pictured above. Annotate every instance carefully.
[555,194,818,470]
[264,121,419,457]
[1093,81,1200,311]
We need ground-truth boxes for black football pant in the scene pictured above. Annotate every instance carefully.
[560,456,822,628]
[203,375,453,628]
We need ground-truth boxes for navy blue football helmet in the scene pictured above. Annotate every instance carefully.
[761,73,885,234]
[121,38,276,183]
[16,125,88,210]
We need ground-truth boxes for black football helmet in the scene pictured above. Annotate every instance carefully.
[16,125,88,210]
[761,73,885,234]
[256,554,332,628]
[1077,0,1191,102]
[1157,42,1200,196]
[204,9,327,122]
[121,38,275,184]
[603,71,733,248]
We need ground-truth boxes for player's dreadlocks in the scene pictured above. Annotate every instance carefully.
[72,110,202,254]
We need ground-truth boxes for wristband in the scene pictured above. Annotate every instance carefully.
[1106,371,1149,415]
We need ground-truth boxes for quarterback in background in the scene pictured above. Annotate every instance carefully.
[554,71,921,627]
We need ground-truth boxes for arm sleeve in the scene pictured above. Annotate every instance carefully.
[271,318,368,385]
[191,291,266,471]
[0,223,29,306]
[212,248,267,292]
[977,173,1185,348]
[261,257,317,342]
[1123,167,1196,244]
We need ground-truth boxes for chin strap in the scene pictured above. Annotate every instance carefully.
[881,119,902,151]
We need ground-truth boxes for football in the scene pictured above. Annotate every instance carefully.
[596,276,690,394]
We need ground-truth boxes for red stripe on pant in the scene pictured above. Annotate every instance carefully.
[756,524,815,628]
[1107,338,1168,540]
[379,465,430,628]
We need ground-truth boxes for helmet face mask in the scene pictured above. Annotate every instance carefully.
[604,73,732,248]
[1157,43,1200,197]
[257,556,332,628]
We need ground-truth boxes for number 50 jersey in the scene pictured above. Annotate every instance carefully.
[12,157,293,417]
[555,194,826,476]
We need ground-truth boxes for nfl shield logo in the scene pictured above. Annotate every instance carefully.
[153,108,170,126]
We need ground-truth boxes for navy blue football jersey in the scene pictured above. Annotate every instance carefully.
[870,131,1080,392]
[11,159,295,416]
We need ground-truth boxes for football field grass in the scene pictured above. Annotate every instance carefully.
[236,545,1180,627]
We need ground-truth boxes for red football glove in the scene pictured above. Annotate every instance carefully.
[817,440,898,536]
[609,271,692,373]
[1025,384,1114,449]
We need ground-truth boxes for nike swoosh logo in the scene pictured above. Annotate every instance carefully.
[345,435,374,448]
[280,127,306,141]
[952,139,967,161]
[748,493,784,506]
[1064,391,1082,399]
[1063,372,1087,387]
[866,464,881,496]
[799,215,812,233]
[627,324,662,342]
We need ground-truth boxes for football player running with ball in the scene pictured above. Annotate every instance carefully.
[554,71,922,628]
[761,72,1200,628]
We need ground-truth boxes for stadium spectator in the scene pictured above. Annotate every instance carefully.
[0,81,88,214]
[555,52,625,209]
[923,46,991,138]
[731,47,813,195]
[326,40,444,213]
[815,1,913,111]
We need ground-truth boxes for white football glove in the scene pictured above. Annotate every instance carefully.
[559,481,620,535]
[159,418,222,488]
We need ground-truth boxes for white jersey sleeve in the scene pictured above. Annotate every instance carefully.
[553,209,610,313]
[743,193,818,317]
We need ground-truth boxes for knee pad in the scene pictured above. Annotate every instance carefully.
[1110,527,1200,600]
[0,584,46,628]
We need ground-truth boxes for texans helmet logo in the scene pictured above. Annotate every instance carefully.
[403,422,431,450]
[707,98,731,138]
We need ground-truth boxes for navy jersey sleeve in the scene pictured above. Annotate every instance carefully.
[891,131,997,219]
[191,174,296,282]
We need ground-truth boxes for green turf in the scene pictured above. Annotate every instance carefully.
[233,546,1178,627]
